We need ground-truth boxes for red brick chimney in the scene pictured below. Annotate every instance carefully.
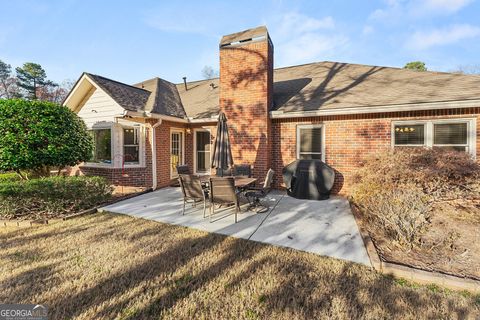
[219,26,274,180]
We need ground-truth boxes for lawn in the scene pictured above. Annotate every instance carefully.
[1,213,479,319]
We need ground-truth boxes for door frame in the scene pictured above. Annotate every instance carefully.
[170,128,185,179]
[193,128,212,175]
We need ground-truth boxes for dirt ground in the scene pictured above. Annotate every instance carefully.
[1,213,478,319]
[368,201,480,280]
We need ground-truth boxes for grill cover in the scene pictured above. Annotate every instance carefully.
[282,160,335,200]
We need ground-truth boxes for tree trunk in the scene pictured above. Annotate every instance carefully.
[15,170,27,180]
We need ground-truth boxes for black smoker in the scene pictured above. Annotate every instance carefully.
[282,160,335,200]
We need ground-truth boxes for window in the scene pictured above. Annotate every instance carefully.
[393,119,475,156]
[123,127,140,164]
[433,123,468,152]
[171,131,184,176]
[394,124,425,146]
[195,130,211,173]
[90,129,112,164]
[297,125,324,160]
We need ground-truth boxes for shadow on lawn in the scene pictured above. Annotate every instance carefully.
[1,214,477,319]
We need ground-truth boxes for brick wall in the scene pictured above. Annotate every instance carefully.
[272,107,480,194]
[73,124,153,187]
[78,166,151,187]
[219,37,274,181]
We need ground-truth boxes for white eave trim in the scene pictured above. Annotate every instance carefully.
[117,110,218,124]
[269,99,480,119]
[116,110,189,123]
[189,116,219,123]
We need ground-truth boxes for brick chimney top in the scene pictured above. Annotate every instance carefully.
[220,26,269,47]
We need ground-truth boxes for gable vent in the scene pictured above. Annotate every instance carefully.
[220,35,266,48]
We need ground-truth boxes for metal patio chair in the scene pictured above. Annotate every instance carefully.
[178,174,209,217]
[176,165,191,175]
[233,164,252,177]
[245,169,275,213]
[209,177,241,223]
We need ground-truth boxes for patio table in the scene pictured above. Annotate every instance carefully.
[197,175,257,188]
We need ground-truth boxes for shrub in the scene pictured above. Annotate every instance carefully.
[350,148,480,246]
[0,99,93,178]
[355,184,431,245]
[351,148,480,202]
[0,176,113,219]
[0,172,20,183]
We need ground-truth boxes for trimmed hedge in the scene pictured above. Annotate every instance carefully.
[0,176,113,219]
[0,172,20,183]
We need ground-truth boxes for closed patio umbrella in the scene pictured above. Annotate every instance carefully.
[211,112,234,176]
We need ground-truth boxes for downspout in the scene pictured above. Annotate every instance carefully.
[149,120,162,190]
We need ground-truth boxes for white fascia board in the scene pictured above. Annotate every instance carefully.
[270,99,480,119]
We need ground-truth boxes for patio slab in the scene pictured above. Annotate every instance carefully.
[99,187,371,266]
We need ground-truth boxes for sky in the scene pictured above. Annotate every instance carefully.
[1,0,479,85]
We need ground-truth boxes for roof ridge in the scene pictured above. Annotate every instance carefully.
[274,60,480,78]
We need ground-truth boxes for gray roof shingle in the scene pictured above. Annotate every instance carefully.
[85,61,480,120]
[86,73,150,112]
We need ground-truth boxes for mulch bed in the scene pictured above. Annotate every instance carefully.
[1,186,151,222]
[356,201,480,281]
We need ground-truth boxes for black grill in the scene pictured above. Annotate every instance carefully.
[282,160,335,200]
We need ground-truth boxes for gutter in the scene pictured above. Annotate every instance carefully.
[149,119,162,190]
[121,110,189,123]
[269,99,480,119]
[123,110,218,124]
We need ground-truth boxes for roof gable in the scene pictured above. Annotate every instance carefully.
[86,73,150,112]
[134,78,187,118]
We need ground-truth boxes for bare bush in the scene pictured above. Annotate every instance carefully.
[350,148,480,247]
[352,148,480,202]
[356,185,431,246]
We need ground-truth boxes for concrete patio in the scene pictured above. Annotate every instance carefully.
[99,187,371,266]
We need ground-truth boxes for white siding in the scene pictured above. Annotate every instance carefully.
[77,88,124,128]
[77,87,147,168]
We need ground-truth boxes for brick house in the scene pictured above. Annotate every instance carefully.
[64,26,480,193]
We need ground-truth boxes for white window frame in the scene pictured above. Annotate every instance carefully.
[296,124,326,162]
[84,123,114,167]
[83,122,146,169]
[391,118,476,159]
[170,128,185,178]
[193,128,212,175]
[122,126,142,166]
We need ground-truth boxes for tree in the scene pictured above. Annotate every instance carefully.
[404,61,427,72]
[452,65,480,75]
[0,99,93,179]
[15,62,57,99]
[0,59,20,99]
[201,65,219,79]
[37,79,75,103]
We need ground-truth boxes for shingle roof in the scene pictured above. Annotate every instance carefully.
[133,78,186,118]
[175,79,219,119]
[272,61,480,113]
[85,61,480,120]
[86,73,150,112]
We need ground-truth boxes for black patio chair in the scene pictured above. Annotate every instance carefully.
[209,177,241,223]
[176,165,191,175]
[215,168,232,177]
[233,164,252,177]
[245,169,275,213]
[178,174,209,217]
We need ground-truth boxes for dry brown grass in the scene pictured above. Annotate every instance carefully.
[0,213,479,320]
